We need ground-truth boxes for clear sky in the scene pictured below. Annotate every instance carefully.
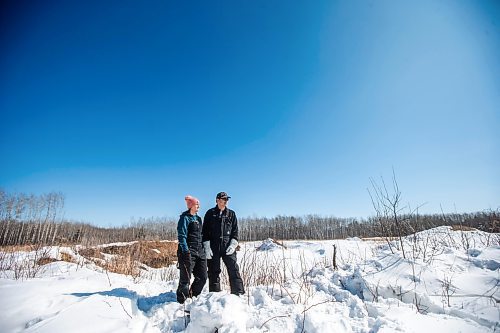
[1,1,499,226]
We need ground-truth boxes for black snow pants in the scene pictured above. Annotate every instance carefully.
[207,252,245,295]
[176,251,207,304]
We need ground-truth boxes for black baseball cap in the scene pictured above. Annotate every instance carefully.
[216,192,231,199]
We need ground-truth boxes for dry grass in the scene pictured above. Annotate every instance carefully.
[104,255,139,276]
[36,257,58,265]
[98,241,178,268]
[77,247,104,259]
[60,252,74,263]
[362,236,398,242]
[0,244,43,252]
[77,240,178,276]
[451,225,476,231]
[0,241,179,279]
[31,250,75,266]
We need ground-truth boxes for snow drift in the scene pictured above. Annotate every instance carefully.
[0,226,498,332]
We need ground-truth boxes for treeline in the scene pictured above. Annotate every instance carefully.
[64,217,179,245]
[0,190,65,246]
[238,212,498,241]
[132,211,498,242]
[0,189,498,246]
[0,189,178,246]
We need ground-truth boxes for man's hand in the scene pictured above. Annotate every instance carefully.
[226,239,238,255]
[203,241,213,259]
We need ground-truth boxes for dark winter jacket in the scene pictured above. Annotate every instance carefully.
[202,206,238,255]
[177,211,203,256]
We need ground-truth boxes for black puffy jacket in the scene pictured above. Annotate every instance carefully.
[202,206,238,255]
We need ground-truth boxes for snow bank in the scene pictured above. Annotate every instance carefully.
[0,227,498,332]
[255,238,283,251]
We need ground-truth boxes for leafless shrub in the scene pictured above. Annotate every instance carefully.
[234,241,334,307]
[365,279,381,302]
[441,273,456,308]
[368,171,413,257]
[143,264,179,282]
[0,245,53,280]
[104,254,141,279]
[299,299,336,333]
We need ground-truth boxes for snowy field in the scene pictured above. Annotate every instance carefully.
[0,226,498,333]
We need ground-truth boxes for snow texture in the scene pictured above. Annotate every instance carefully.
[0,226,498,332]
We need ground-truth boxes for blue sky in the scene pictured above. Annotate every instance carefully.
[1,1,499,226]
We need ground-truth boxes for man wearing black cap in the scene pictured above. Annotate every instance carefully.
[202,192,245,295]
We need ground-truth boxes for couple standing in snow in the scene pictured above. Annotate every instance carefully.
[176,191,245,304]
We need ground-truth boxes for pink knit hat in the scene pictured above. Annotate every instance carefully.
[185,195,199,209]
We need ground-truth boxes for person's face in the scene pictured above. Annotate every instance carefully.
[191,203,200,214]
[217,197,228,209]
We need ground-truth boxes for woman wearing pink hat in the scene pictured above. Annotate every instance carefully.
[176,195,207,304]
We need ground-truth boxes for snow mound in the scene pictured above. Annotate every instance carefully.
[187,293,247,333]
[1,226,498,333]
[256,238,284,251]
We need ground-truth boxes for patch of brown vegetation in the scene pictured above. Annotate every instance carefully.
[77,247,104,259]
[60,252,74,263]
[451,225,476,231]
[0,245,44,252]
[361,236,398,242]
[103,255,139,276]
[139,241,178,268]
[77,241,178,276]
[98,241,178,268]
[37,257,58,265]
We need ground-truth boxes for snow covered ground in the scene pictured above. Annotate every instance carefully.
[0,226,498,332]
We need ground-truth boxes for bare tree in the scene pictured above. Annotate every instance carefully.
[368,170,420,259]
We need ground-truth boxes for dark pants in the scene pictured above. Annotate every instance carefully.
[176,252,207,304]
[208,252,245,295]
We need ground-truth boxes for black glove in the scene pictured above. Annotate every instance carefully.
[180,251,191,261]
[177,251,191,270]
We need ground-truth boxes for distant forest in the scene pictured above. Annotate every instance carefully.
[0,190,498,246]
